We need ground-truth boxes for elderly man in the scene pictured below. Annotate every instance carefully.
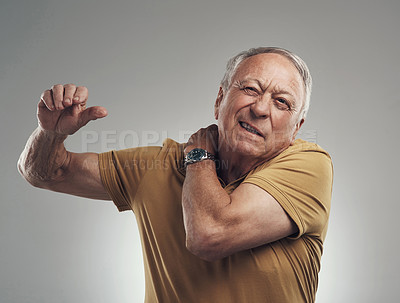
[18,47,333,302]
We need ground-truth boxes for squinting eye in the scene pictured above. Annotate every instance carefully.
[275,98,291,110]
[243,87,258,95]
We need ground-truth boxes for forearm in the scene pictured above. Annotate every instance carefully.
[182,161,231,260]
[18,127,69,187]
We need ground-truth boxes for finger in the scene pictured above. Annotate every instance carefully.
[187,129,201,145]
[40,90,55,110]
[78,106,108,128]
[196,125,218,153]
[207,124,219,139]
[187,136,194,145]
[205,124,217,136]
[207,124,218,131]
[72,86,88,104]
[51,84,65,110]
[63,83,76,107]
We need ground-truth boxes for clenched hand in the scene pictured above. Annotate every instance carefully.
[38,84,107,135]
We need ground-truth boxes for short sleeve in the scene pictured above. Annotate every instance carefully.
[243,143,333,239]
[99,146,163,212]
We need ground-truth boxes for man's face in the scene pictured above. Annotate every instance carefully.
[215,53,305,162]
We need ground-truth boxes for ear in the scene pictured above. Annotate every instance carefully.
[290,118,304,145]
[214,87,224,120]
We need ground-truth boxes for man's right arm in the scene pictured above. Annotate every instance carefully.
[18,84,111,200]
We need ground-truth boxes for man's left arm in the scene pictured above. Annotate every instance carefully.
[182,127,298,262]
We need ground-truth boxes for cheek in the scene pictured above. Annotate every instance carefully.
[271,110,292,126]
[219,94,249,116]
[271,113,297,135]
[218,103,239,126]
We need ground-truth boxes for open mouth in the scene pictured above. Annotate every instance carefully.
[239,122,263,137]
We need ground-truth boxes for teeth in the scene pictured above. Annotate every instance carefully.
[240,122,260,135]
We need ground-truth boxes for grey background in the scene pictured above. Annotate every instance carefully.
[1,0,399,302]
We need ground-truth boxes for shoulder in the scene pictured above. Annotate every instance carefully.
[246,139,333,198]
[252,139,332,175]
[278,139,331,160]
[160,138,185,155]
[143,138,186,174]
[160,138,185,164]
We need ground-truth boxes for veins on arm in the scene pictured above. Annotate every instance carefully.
[18,127,69,187]
[18,127,110,200]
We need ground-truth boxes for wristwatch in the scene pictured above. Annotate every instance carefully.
[184,148,216,167]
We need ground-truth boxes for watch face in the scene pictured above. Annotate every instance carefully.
[188,148,206,161]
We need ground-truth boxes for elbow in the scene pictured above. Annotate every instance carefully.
[17,158,46,189]
[17,158,33,185]
[185,228,226,262]
[18,166,42,189]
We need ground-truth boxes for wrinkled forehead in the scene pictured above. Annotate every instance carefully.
[232,53,305,100]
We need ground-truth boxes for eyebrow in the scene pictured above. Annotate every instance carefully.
[270,86,296,99]
[240,79,297,100]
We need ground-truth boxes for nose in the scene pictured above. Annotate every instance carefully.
[250,96,271,119]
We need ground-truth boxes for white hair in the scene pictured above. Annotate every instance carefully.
[220,47,312,120]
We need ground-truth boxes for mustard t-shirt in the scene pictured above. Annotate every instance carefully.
[99,138,333,303]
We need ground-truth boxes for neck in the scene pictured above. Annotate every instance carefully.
[217,147,261,185]
[217,143,291,185]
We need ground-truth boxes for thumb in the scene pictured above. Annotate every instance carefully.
[78,106,108,128]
